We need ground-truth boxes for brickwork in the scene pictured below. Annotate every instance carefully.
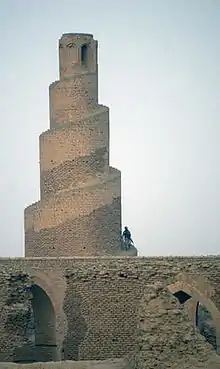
[0,257,220,364]
[39,108,109,173]
[40,147,108,198]
[25,170,121,257]
[24,33,131,257]
[49,74,98,127]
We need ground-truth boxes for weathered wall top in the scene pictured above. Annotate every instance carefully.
[61,33,94,37]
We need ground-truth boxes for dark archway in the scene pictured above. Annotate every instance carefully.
[81,44,88,67]
[171,289,217,352]
[173,290,191,304]
[196,302,217,350]
[31,284,58,362]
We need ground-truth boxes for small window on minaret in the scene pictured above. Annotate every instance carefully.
[81,44,88,67]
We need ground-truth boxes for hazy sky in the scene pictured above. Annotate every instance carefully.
[0,0,219,257]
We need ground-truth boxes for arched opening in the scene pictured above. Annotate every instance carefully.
[81,44,88,67]
[173,290,191,304]
[31,284,57,362]
[170,286,217,352]
[196,302,217,350]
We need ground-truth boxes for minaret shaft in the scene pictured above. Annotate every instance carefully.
[24,33,123,257]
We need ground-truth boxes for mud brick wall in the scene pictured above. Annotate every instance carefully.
[24,33,126,258]
[62,256,220,360]
[63,271,143,360]
[0,257,220,363]
[0,269,34,363]
[129,284,220,369]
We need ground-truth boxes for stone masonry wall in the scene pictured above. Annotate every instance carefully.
[24,33,126,258]
[0,257,220,363]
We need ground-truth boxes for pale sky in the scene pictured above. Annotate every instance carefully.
[0,0,219,257]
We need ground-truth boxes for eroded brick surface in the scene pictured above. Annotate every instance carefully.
[40,147,108,198]
[39,108,109,174]
[25,197,122,257]
[49,74,98,127]
[128,283,220,369]
[0,257,220,364]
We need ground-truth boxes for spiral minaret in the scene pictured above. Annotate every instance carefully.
[24,33,126,257]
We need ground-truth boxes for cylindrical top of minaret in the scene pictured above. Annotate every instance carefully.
[49,33,99,128]
[59,33,98,79]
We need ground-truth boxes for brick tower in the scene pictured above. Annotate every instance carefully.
[24,33,129,257]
